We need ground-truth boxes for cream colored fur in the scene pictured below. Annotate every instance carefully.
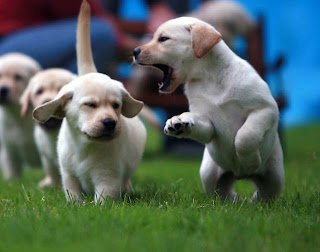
[0,53,41,179]
[21,68,77,188]
[134,17,284,201]
[33,1,146,203]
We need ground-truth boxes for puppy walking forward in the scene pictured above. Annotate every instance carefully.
[0,53,41,179]
[21,68,77,188]
[134,17,284,201]
[33,1,146,203]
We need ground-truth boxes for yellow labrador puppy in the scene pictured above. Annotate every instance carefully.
[133,17,284,201]
[0,53,41,179]
[33,1,146,203]
[20,68,77,188]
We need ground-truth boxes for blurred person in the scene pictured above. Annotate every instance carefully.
[0,0,136,74]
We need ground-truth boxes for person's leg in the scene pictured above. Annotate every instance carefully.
[0,18,116,74]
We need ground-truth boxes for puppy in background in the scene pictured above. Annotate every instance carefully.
[189,0,254,48]
[20,69,77,188]
[33,0,146,203]
[0,53,41,179]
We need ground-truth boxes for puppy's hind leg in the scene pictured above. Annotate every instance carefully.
[251,136,284,202]
[1,147,22,180]
[200,147,237,201]
[235,108,277,174]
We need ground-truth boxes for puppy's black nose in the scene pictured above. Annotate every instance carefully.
[42,99,52,105]
[0,86,9,100]
[133,48,141,59]
[102,118,116,131]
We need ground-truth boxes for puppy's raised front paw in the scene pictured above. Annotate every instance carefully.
[164,115,194,138]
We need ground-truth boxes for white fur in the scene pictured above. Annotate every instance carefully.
[33,1,146,203]
[21,68,77,188]
[34,125,61,188]
[54,75,146,203]
[0,53,41,179]
[136,17,284,201]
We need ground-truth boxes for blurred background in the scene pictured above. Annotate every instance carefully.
[0,0,318,153]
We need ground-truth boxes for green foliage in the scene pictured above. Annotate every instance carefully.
[0,124,319,251]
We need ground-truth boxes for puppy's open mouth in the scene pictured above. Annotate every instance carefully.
[152,64,174,92]
[139,63,174,92]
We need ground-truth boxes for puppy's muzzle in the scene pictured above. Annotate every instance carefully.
[0,86,9,102]
[102,118,116,135]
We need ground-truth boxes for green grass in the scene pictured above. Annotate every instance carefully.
[0,124,319,252]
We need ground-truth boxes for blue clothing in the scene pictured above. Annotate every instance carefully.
[0,17,116,74]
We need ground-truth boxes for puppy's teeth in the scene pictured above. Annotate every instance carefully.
[158,82,164,89]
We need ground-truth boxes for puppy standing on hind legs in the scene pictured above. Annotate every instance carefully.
[33,0,146,204]
[0,53,41,179]
[20,68,77,188]
[134,17,284,202]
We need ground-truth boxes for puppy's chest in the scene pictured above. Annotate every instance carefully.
[190,94,247,133]
[70,148,123,177]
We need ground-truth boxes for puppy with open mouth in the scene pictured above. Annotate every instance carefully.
[20,68,77,188]
[0,53,41,179]
[33,0,146,203]
[134,17,284,202]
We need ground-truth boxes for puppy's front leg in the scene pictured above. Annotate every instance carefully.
[94,180,121,205]
[62,173,82,203]
[164,112,214,144]
[38,156,61,189]
[235,107,278,174]
[1,147,22,179]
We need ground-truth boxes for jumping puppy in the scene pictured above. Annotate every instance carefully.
[0,53,41,179]
[20,68,77,188]
[33,0,146,203]
[134,17,284,201]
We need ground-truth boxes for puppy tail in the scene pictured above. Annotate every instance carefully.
[139,105,162,131]
[77,0,97,75]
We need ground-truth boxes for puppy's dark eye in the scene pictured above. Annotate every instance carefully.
[158,36,170,42]
[36,88,43,95]
[85,102,97,108]
[112,102,119,109]
[14,74,23,81]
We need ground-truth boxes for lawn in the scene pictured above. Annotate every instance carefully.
[0,124,319,252]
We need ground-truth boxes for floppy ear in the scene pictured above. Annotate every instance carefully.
[190,23,222,58]
[121,90,144,118]
[32,89,73,123]
[20,80,34,117]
